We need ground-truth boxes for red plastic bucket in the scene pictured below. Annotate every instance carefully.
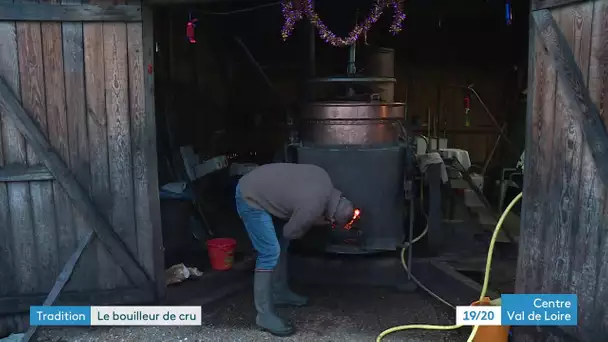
[207,238,237,271]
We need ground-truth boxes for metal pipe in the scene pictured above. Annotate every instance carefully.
[407,198,415,280]
[435,87,440,139]
[234,36,277,95]
[467,87,505,139]
[481,123,507,175]
[404,79,409,120]
[427,107,431,151]
[347,10,358,76]
[347,43,357,76]
[433,107,438,147]
[309,21,315,77]
[447,84,519,156]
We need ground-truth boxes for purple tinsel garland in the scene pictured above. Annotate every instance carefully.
[281,0,406,47]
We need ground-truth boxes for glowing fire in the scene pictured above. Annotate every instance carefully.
[344,209,361,230]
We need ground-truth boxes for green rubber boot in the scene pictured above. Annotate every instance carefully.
[273,241,309,307]
[254,270,296,336]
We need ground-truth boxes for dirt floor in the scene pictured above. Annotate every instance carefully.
[36,284,471,342]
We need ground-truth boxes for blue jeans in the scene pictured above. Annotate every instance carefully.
[235,184,284,270]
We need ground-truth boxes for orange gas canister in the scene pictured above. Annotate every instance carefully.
[471,297,510,342]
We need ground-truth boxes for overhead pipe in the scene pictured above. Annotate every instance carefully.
[233,36,277,95]
[309,12,316,78]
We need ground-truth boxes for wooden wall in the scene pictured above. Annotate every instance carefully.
[397,64,519,167]
[153,6,296,164]
[516,1,608,340]
[0,0,160,335]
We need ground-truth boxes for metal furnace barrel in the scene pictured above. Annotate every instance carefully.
[296,100,407,253]
[299,101,405,145]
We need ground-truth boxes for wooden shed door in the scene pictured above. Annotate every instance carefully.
[0,1,161,333]
[517,0,608,340]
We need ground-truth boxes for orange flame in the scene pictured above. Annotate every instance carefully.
[344,208,361,230]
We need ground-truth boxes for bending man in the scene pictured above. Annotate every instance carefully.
[235,163,356,336]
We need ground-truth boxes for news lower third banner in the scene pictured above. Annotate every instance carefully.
[30,306,202,326]
[456,294,578,326]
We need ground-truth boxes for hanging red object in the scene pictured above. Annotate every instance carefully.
[186,12,198,44]
[464,95,471,127]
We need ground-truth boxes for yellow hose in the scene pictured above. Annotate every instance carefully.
[376,192,523,342]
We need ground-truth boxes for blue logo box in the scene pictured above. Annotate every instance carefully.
[30,306,91,326]
[501,294,577,326]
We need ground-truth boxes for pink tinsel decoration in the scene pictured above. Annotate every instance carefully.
[281,0,406,47]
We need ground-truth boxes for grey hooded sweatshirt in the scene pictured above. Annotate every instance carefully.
[238,163,342,239]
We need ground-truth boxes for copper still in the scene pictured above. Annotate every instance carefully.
[291,46,414,254]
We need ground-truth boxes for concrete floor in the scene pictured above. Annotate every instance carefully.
[37,284,470,342]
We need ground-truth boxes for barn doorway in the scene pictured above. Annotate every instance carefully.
[146,0,530,296]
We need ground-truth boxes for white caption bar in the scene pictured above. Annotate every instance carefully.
[91,306,202,326]
[456,306,502,326]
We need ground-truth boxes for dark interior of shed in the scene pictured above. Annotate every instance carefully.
[149,0,530,285]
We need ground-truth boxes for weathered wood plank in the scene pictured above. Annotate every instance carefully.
[16,8,60,294]
[516,25,558,295]
[0,3,30,298]
[532,0,587,11]
[62,0,97,291]
[553,4,602,342]
[104,0,138,288]
[0,164,54,182]
[142,5,165,300]
[542,7,592,339]
[42,0,77,294]
[83,12,119,290]
[0,2,12,297]
[22,230,93,342]
[0,77,153,290]
[590,2,608,128]
[0,3,142,22]
[587,0,608,337]
[127,6,155,282]
[539,6,572,295]
[0,127,10,296]
[533,9,608,187]
[518,4,608,341]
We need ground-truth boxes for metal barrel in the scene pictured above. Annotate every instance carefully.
[296,100,407,254]
[367,47,395,102]
[300,101,406,145]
